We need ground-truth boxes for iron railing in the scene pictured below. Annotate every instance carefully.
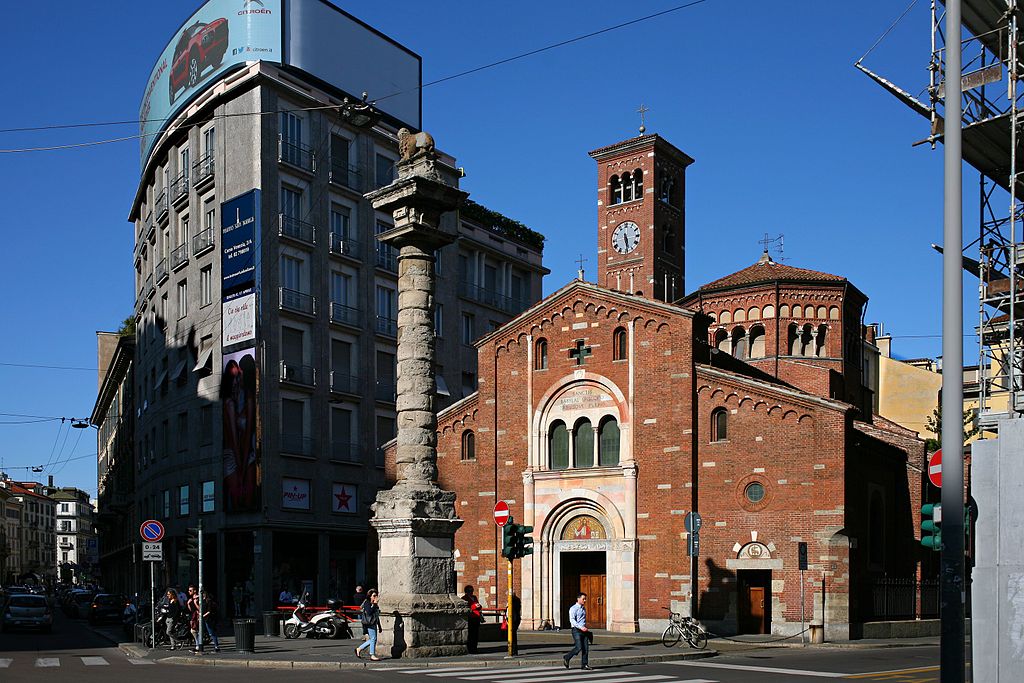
[859,577,940,622]
[278,135,315,172]
[280,287,316,316]
[170,243,189,271]
[330,441,361,463]
[279,361,316,387]
[280,433,315,457]
[458,281,530,314]
[329,371,359,395]
[375,380,396,402]
[156,258,168,285]
[329,232,361,259]
[330,302,360,327]
[169,170,189,205]
[155,189,168,221]
[192,227,215,256]
[376,246,398,273]
[279,214,316,245]
[144,274,155,300]
[376,315,397,337]
[329,163,361,191]
[193,152,215,188]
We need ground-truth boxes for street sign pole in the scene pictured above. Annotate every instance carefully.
[507,556,514,658]
[150,560,156,650]
[197,519,204,653]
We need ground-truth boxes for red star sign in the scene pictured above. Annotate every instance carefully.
[334,486,352,511]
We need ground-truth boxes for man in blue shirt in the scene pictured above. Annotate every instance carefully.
[563,592,593,670]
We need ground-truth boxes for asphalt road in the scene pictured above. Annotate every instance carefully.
[0,610,940,683]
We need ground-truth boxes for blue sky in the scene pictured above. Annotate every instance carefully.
[0,1,970,493]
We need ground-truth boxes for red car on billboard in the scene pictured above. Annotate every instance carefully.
[168,18,229,104]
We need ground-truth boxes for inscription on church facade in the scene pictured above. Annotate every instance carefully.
[557,388,612,412]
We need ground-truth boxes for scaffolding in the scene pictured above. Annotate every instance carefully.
[859,0,1024,428]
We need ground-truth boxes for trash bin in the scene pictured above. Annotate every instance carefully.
[263,611,282,637]
[809,623,824,644]
[233,618,256,653]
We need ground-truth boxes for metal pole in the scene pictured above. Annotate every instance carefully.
[150,560,156,649]
[197,520,204,653]
[942,1,966,681]
[507,558,514,658]
[800,570,806,645]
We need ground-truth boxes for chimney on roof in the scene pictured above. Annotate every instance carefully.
[758,250,773,264]
[48,475,53,487]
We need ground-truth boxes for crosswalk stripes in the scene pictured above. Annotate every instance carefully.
[386,665,719,683]
[81,656,110,666]
[0,658,11,668]
[35,657,60,667]
[15,655,153,668]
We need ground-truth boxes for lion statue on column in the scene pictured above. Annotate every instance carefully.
[398,128,436,162]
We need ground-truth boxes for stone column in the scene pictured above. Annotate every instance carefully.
[364,136,469,658]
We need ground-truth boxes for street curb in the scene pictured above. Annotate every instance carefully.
[158,649,717,670]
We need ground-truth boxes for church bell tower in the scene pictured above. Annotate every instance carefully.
[589,133,693,302]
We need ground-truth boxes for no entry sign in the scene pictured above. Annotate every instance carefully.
[928,449,943,489]
[493,501,510,527]
[140,519,165,542]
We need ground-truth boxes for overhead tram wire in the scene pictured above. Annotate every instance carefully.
[0,361,99,371]
[0,0,713,155]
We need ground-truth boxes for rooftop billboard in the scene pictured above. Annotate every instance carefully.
[139,0,422,170]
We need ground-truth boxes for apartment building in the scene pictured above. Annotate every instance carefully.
[52,488,98,585]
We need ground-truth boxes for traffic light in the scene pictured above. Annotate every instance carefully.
[517,525,534,558]
[921,503,942,551]
[502,522,517,559]
[184,526,200,559]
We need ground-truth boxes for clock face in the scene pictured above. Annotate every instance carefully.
[611,221,640,254]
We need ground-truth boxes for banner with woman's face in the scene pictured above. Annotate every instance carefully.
[221,347,261,512]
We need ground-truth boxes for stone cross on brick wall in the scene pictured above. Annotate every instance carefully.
[569,339,592,365]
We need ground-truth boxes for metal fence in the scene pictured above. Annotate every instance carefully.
[862,577,939,621]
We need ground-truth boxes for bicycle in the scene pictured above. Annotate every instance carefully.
[661,608,708,649]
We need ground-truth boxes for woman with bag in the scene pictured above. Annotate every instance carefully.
[354,590,381,661]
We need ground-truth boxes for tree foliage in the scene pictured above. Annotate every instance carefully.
[117,316,136,337]
[924,404,978,453]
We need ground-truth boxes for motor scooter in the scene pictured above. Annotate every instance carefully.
[283,594,336,639]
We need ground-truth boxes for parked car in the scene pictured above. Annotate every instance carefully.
[2,593,52,633]
[168,18,229,104]
[64,591,95,619]
[88,594,128,625]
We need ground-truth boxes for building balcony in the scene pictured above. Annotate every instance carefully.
[329,371,359,395]
[279,287,316,317]
[376,247,397,273]
[329,440,362,463]
[280,433,316,458]
[458,281,530,314]
[329,302,360,327]
[144,274,155,300]
[169,171,189,207]
[329,232,361,260]
[170,243,189,271]
[156,258,169,285]
[278,135,315,173]
[155,189,168,222]
[145,220,156,244]
[192,227,215,257]
[279,214,317,245]
[329,163,362,192]
[374,380,396,402]
[376,315,397,337]
[193,152,215,190]
[280,360,316,387]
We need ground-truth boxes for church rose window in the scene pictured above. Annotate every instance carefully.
[744,482,765,504]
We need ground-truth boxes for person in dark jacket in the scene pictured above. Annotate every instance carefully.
[159,588,182,650]
[354,590,381,661]
[462,585,482,654]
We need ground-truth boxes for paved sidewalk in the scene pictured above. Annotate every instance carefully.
[93,624,939,671]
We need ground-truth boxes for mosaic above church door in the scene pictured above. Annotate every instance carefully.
[561,515,606,540]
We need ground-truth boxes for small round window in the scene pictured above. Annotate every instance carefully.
[744,482,766,504]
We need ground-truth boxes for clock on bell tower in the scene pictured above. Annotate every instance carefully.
[589,133,694,303]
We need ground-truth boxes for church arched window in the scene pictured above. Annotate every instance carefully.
[662,226,675,253]
[598,417,620,466]
[535,338,548,370]
[574,418,595,468]
[731,327,747,358]
[613,327,627,361]
[622,172,633,202]
[815,324,827,357]
[461,430,475,461]
[711,408,727,442]
[749,326,765,358]
[660,174,676,205]
[799,324,814,356]
[714,328,729,353]
[609,175,622,205]
[549,421,568,470]
[787,323,799,355]
[632,169,643,199]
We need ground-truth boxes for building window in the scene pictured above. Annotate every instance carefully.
[177,280,188,318]
[744,482,765,504]
[434,304,443,335]
[731,327,747,358]
[204,198,216,231]
[375,152,395,188]
[281,254,304,292]
[549,421,569,470]
[598,417,620,466]
[535,339,548,370]
[177,412,188,451]
[281,185,302,220]
[609,175,622,205]
[711,408,727,442]
[179,485,190,516]
[613,327,627,361]
[330,204,351,240]
[574,418,595,468]
[180,146,190,182]
[631,169,643,199]
[203,127,215,157]
[376,285,396,333]
[199,405,213,445]
[662,226,675,254]
[281,111,302,148]
[461,430,476,461]
[622,172,633,202]
[749,326,765,358]
[462,313,475,346]
[202,481,215,513]
[461,372,476,397]
[200,266,212,307]
[162,490,170,519]
[178,214,190,248]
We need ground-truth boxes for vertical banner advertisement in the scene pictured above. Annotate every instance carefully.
[222,190,261,347]
[222,347,261,512]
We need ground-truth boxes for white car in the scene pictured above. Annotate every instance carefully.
[2,594,53,633]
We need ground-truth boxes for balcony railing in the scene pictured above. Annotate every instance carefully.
[155,189,168,221]
[376,247,397,273]
[330,440,361,463]
[329,163,361,191]
[279,214,316,245]
[192,227,215,256]
[156,258,169,285]
[170,243,189,271]
[144,274,155,300]
[329,232,361,259]
[329,371,359,395]
[375,380,396,402]
[278,135,315,172]
[280,361,316,387]
[145,220,156,244]
[330,302,360,327]
[280,433,315,457]
[193,153,215,188]
[280,287,316,316]
[458,281,531,314]
[376,315,397,337]
[169,171,189,206]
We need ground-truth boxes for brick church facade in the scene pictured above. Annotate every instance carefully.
[384,133,925,638]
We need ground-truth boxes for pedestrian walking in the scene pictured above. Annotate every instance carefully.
[354,590,381,661]
[510,593,521,656]
[159,588,182,650]
[195,589,221,653]
[232,583,243,617]
[462,585,482,654]
[563,592,593,670]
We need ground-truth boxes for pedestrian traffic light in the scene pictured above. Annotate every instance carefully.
[184,526,200,559]
[921,503,941,551]
[502,522,517,559]
[517,525,534,558]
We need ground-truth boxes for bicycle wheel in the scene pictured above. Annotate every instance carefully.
[687,624,708,650]
[661,623,682,647]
